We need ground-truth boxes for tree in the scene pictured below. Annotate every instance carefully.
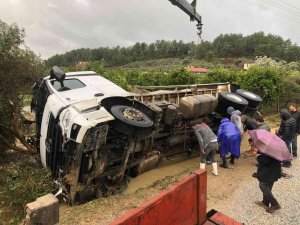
[0,20,44,154]
[212,33,245,58]
[200,67,241,84]
[195,40,214,59]
[240,66,284,106]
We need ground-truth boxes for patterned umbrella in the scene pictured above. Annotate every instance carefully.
[248,129,292,162]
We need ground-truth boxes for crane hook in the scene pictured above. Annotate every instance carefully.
[196,22,203,39]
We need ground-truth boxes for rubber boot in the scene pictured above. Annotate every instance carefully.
[230,155,235,165]
[200,163,206,170]
[219,158,228,168]
[212,162,218,176]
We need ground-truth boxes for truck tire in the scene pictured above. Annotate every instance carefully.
[230,83,240,93]
[235,89,262,108]
[110,105,154,135]
[215,92,248,116]
[244,106,258,117]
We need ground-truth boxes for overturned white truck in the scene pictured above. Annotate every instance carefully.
[31,67,262,204]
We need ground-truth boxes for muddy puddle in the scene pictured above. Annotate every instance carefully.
[125,132,251,194]
[124,157,199,194]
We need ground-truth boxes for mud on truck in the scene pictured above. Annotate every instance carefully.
[31,66,262,204]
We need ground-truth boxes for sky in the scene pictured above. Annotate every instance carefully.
[1,0,300,59]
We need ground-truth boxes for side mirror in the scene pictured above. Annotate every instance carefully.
[50,66,65,82]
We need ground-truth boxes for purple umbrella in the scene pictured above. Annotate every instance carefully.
[248,129,292,162]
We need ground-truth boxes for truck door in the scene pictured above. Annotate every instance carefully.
[31,80,51,147]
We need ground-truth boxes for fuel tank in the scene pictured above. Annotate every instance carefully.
[179,94,218,119]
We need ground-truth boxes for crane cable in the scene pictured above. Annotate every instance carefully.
[193,35,201,60]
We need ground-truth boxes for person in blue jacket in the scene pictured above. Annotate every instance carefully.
[217,118,241,168]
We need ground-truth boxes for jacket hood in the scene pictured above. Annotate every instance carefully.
[280,109,291,120]
[221,118,230,123]
[227,107,235,115]
[232,110,242,116]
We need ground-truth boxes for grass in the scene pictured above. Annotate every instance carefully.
[0,157,55,225]
[265,114,281,129]
[22,95,32,107]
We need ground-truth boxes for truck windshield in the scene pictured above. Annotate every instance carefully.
[50,79,86,92]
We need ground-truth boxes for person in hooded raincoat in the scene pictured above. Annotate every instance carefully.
[227,107,243,135]
[217,118,241,168]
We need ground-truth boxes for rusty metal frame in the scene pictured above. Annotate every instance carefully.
[133,83,230,105]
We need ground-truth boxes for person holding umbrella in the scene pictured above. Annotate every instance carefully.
[254,114,271,132]
[241,115,257,131]
[255,151,282,213]
[249,129,292,213]
[241,114,258,157]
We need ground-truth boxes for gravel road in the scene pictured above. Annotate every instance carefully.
[213,136,300,225]
[60,134,299,225]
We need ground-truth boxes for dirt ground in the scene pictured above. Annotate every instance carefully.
[59,133,260,225]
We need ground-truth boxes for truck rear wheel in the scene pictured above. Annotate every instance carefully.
[215,92,248,116]
[244,106,258,117]
[110,105,154,135]
[235,89,262,108]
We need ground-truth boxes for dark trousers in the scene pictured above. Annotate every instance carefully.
[259,182,279,207]
[200,142,217,163]
[292,136,297,157]
[283,141,292,166]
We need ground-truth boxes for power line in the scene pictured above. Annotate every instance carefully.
[239,0,300,25]
[273,0,300,15]
[257,0,300,19]
[246,0,300,21]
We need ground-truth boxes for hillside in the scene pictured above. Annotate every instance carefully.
[45,32,300,68]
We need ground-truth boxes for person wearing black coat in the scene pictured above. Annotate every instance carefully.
[241,115,258,157]
[288,103,300,158]
[276,109,296,167]
[255,154,281,213]
[241,115,258,131]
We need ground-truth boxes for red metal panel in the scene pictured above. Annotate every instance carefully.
[192,169,207,225]
[208,212,243,225]
[202,221,215,225]
[110,174,198,225]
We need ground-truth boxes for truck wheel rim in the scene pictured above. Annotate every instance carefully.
[122,107,143,121]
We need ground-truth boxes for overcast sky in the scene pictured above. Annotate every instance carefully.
[1,0,300,59]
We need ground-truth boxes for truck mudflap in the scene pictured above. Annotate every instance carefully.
[109,169,242,225]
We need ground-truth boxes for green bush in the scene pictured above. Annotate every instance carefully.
[98,68,200,92]
[165,68,199,85]
[199,67,242,84]
[281,73,300,105]
[240,66,284,106]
